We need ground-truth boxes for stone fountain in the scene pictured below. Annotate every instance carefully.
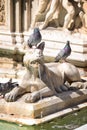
[0,0,87,126]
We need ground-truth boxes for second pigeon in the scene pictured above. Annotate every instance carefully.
[55,41,71,62]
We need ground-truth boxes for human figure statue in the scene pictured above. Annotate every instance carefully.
[30,0,85,31]
[39,0,76,30]
[79,0,87,33]
[40,0,61,29]
[30,0,50,28]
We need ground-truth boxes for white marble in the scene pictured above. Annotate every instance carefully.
[75,124,87,130]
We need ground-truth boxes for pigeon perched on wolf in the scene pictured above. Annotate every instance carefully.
[55,41,71,62]
[27,28,42,48]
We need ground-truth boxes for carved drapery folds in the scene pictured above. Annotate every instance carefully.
[0,0,5,25]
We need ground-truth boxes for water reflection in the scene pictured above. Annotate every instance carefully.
[0,108,87,130]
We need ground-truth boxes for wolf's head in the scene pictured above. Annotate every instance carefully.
[23,42,45,69]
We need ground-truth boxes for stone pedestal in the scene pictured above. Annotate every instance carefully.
[0,88,87,125]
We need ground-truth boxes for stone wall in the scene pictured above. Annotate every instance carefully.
[0,0,30,45]
[0,0,87,67]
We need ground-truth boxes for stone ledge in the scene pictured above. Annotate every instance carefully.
[0,29,87,67]
[0,89,87,125]
[0,100,87,126]
[75,124,87,130]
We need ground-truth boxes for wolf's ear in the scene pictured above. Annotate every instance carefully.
[37,42,45,51]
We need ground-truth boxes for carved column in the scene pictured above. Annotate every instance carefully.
[8,0,14,32]
[15,0,21,32]
[23,0,30,31]
[15,0,23,45]
[23,0,31,43]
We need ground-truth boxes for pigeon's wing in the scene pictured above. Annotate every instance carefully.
[28,34,33,44]
[55,41,71,62]
[27,34,34,48]
[55,49,65,62]
[33,31,42,45]
[63,43,71,57]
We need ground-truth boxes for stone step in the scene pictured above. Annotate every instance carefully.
[0,66,25,79]
[0,57,14,68]
[0,68,16,78]
[75,124,87,130]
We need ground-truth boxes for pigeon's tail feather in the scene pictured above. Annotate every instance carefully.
[55,55,61,62]
[54,41,71,62]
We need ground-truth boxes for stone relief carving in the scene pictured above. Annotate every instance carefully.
[30,0,87,32]
[30,0,50,28]
[79,0,87,33]
[0,0,5,25]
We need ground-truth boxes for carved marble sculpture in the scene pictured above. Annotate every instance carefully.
[31,0,85,31]
[30,0,50,28]
[79,0,87,33]
[5,42,87,103]
[39,0,76,30]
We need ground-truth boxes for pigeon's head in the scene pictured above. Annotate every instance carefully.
[34,28,40,34]
[66,41,70,45]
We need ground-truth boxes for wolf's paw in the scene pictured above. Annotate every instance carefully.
[25,91,40,103]
[5,92,17,102]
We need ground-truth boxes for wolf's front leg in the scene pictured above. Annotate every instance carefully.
[5,87,26,102]
[25,87,54,103]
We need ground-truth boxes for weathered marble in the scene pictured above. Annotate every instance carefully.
[0,89,87,125]
[79,1,87,33]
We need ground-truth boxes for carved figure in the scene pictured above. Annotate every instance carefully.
[5,42,86,103]
[40,0,85,30]
[79,0,87,33]
[31,0,85,30]
[39,0,75,30]
[30,0,50,28]
[5,43,47,102]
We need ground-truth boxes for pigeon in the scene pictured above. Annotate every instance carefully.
[0,79,19,93]
[55,41,71,62]
[27,28,42,48]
